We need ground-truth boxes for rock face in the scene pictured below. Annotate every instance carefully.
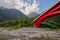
[0,28,60,40]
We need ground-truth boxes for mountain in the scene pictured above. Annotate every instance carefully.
[27,12,38,18]
[0,6,27,22]
[0,0,39,16]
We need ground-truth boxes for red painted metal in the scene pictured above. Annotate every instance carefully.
[33,1,60,28]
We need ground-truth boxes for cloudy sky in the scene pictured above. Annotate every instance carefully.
[0,0,57,15]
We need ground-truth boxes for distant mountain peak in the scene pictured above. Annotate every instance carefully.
[27,12,38,18]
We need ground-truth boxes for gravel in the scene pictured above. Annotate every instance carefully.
[0,27,60,40]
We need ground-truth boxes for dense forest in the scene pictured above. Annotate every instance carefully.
[0,15,60,30]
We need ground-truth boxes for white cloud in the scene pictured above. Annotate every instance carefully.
[10,0,39,15]
[14,0,25,9]
[23,0,39,15]
[0,0,39,15]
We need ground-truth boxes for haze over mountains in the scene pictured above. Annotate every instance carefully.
[0,0,38,19]
[28,12,38,18]
[0,6,27,22]
[0,0,38,14]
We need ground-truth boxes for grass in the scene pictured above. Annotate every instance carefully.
[0,26,34,30]
[51,29,60,32]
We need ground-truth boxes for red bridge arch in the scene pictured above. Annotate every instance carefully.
[33,1,60,28]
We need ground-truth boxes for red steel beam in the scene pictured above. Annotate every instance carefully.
[33,1,60,28]
[33,11,60,28]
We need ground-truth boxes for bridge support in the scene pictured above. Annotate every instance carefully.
[33,1,60,28]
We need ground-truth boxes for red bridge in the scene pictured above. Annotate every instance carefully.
[33,1,60,28]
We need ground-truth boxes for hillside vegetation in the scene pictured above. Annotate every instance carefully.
[0,15,60,30]
[41,15,60,29]
[0,17,34,29]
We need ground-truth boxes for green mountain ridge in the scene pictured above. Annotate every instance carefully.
[0,6,27,22]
